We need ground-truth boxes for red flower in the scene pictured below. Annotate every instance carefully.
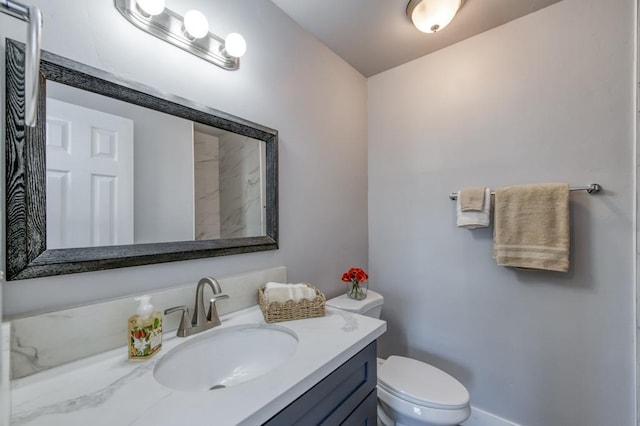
[341,267,368,284]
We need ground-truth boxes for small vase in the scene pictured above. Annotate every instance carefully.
[347,280,368,300]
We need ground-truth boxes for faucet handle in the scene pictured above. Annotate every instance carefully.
[207,294,230,325]
[164,305,191,337]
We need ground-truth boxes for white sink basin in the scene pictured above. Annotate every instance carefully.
[153,324,298,392]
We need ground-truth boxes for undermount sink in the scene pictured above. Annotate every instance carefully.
[153,324,298,392]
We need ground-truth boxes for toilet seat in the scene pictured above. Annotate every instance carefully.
[378,356,470,410]
[377,385,471,426]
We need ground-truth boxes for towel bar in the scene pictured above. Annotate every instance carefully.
[449,183,601,200]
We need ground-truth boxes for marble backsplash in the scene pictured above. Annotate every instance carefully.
[9,266,286,380]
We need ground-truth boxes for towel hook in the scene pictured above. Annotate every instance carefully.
[1,0,43,127]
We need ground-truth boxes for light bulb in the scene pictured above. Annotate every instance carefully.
[224,33,246,58]
[136,0,165,16]
[183,10,209,39]
[408,0,461,33]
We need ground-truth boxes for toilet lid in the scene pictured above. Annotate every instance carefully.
[378,356,470,410]
[325,290,383,313]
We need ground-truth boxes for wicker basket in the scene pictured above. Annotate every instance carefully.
[258,283,326,323]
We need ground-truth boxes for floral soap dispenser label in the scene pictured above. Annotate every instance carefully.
[128,295,163,360]
[342,267,368,300]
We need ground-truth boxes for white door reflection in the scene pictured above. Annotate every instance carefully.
[46,99,134,249]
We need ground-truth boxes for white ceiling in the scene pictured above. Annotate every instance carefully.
[271,0,564,77]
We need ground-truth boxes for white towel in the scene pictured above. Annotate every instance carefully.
[264,282,316,303]
[456,187,491,229]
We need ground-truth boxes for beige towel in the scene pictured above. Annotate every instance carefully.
[457,188,491,229]
[460,187,486,211]
[264,282,316,303]
[493,183,570,272]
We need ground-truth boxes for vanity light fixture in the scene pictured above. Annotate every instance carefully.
[183,9,209,39]
[406,0,463,34]
[223,32,247,58]
[115,0,246,70]
[136,0,165,16]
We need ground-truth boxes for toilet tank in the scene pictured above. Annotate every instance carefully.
[326,290,384,318]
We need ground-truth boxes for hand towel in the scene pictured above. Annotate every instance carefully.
[493,183,570,272]
[456,187,491,229]
[460,186,487,211]
[264,282,316,304]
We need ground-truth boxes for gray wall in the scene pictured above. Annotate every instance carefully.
[0,0,368,317]
[368,0,635,425]
[132,112,194,244]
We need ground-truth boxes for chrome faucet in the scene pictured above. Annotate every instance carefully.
[164,277,229,337]
[193,277,229,331]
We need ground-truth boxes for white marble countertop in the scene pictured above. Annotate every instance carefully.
[10,305,386,426]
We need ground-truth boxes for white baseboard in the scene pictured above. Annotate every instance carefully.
[461,406,522,426]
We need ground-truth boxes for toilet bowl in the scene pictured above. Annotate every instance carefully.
[326,290,471,426]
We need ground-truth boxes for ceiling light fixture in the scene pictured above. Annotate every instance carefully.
[115,0,246,70]
[406,0,463,34]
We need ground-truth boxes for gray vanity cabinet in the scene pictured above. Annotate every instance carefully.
[264,341,377,425]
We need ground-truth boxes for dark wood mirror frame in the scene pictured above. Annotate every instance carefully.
[5,39,278,281]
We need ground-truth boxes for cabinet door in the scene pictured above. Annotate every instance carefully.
[264,341,377,425]
[341,389,377,426]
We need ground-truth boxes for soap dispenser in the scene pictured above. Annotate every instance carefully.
[128,295,162,360]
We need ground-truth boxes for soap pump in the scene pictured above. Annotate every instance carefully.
[128,295,163,360]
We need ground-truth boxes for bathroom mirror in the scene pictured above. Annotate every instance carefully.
[5,39,278,281]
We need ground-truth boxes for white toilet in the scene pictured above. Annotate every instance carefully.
[326,290,471,426]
